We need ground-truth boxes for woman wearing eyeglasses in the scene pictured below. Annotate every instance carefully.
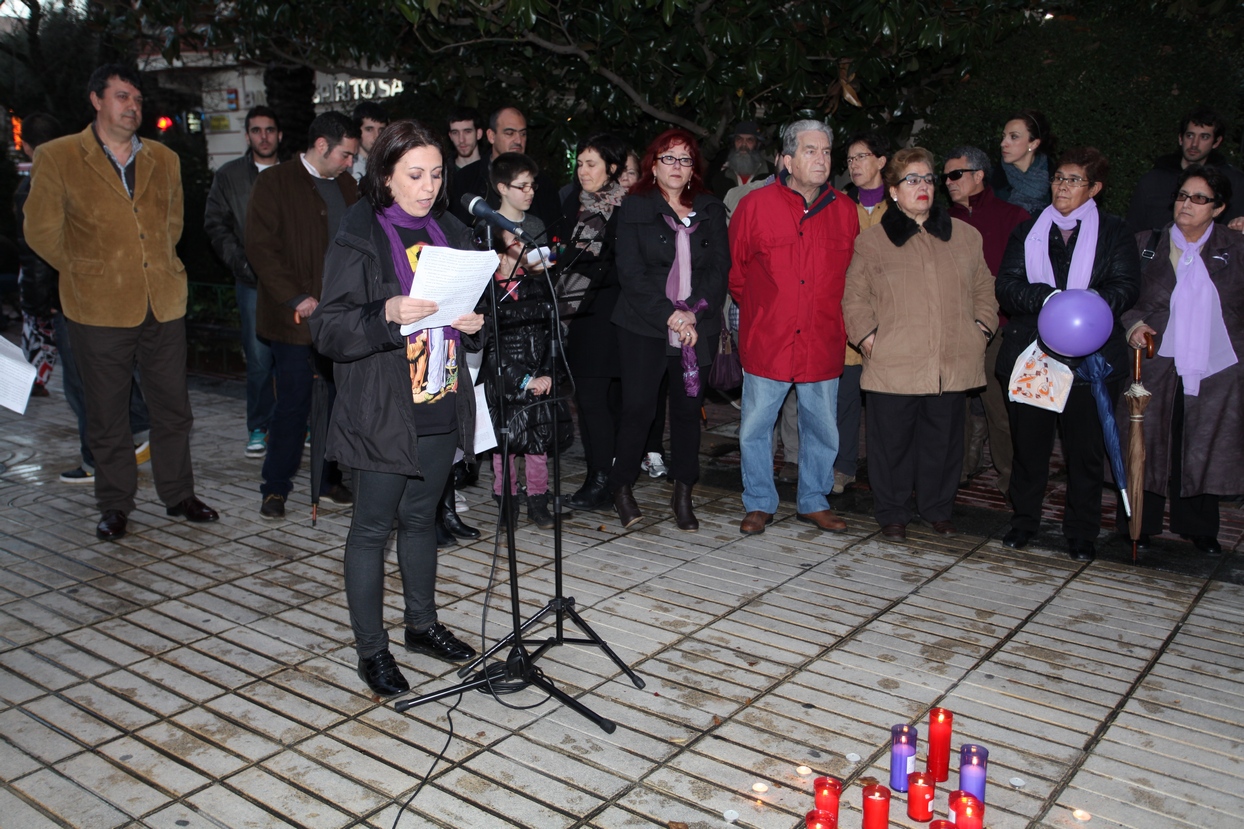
[1117,164,1243,556]
[607,128,729,530]
[843,148,997,541]
[995,147,1140,561]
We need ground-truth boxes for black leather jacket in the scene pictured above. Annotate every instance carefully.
[995,210,1141,383]
[204,151,262,286]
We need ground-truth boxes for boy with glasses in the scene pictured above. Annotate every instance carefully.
[489,152,546,243]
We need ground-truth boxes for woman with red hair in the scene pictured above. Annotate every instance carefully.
[607,129,730,531]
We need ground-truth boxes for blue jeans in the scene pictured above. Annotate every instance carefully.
[52,311,149,469]
[740,371,839,514]
[235,282,276,433]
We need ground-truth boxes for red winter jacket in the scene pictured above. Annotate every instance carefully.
[728,177,859,382]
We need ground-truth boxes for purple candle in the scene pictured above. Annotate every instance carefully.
[890,724,918,791]
[959,744,989,803]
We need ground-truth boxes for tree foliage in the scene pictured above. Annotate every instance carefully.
[917,0,1244,216]
[142,0,1040,166]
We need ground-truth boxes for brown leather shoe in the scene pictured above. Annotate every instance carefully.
[166,496,219,523]
[881,523,906,540]
[930,520,957,536]
[96,509,127,541]
[671,481,698,532]
[796,509,847,532]
[614,484,642,528]
[740,510,774,535]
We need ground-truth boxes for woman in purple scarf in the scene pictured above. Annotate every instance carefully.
[995,147,1141,562]
[311,121,486,698]
[607,129,730,531]
[1119,165,1243,556]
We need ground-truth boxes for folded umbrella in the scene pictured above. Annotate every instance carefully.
[1123,334,1155,562]
[1074,352,1128,515]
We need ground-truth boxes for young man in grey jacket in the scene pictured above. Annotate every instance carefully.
[204,106,281,458]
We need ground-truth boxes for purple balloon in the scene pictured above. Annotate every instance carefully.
[1038,289,1113,358]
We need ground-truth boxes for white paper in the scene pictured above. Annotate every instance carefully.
[472,381,497,453]
[399,246,499,336]
[0,336,37,415]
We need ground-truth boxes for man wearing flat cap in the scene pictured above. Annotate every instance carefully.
[711,121,772,199]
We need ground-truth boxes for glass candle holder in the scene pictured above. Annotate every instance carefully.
[958,744,989,803]
[949,789,985,829]
[907,771,935,821]
[926,707,953,782]
[929,822,956,829]
[805,809,837,829]
[890,724,918,791]
[862,783,891,829]
[813,775,842,817]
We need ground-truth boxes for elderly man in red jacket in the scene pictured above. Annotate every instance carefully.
[729,120,860,535]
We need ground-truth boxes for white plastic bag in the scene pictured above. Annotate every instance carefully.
[1008,340,1073,412]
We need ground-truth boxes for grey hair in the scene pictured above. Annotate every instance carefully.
[945,145,992,177]
[782,119,834,156]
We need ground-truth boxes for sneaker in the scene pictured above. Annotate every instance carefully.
[134,440,151,466]
[59,466,94,484]
[832,470,855,495]
[322,483,353,505]
[642,451,668,478]
[304,430,311,448]
[260,493,286,519]
[245,430,267,458]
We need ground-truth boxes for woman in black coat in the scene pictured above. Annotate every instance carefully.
[310,121,486,698]
[556,133,630,511]
[608,128,730,532]
[995,147,1140,561]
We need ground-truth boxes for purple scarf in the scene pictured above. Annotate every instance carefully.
[1157,225,1238,395]
[663,213,707,396]
[1025,200,1099,290]
[375,203,458,394]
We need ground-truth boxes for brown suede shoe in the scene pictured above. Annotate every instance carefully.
[739,510,774,535]
[671,481,698,532]
[796,509,847,532]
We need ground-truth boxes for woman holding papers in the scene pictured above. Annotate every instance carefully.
[312,120,486,698]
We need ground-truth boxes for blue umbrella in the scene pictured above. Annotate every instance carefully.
[1074,353,1130,516]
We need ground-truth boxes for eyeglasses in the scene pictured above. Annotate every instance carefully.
[1051,175,1092,187]
[899,173,937,187]
[943,168,980,182]
[1175,191,1214,205]
[658,155,695,167]
[846,152,875,166]
[502,181,539,192]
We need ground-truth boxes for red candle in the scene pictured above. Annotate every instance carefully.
[929,822,955,829]
[805,809,837,829]
[862,783,891,829]
[948,789,984,829]
[926,707,953,782]
[906,771,935,821]
[813,776,842,816]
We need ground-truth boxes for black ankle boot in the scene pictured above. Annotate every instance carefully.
[527,493,555,529]
[440,476,480,539]
[568,470,611,510]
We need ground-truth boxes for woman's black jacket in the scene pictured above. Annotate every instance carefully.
[995,210,1141,384]
[310,201,481,477]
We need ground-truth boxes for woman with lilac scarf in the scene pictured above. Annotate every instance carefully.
[310,121,486,698]
[995,147,1141,562]
[607,129,729,531]
[1118,165,1242,556]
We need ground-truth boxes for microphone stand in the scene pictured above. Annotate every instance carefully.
[395,238,643,734]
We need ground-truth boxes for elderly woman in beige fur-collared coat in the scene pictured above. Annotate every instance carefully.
[842,147,997,541]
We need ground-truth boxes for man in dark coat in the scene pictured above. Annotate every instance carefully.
[245,111,359,519]
[944,145,1030,497]
[1126,107,1244,234]
[204,105,281,458]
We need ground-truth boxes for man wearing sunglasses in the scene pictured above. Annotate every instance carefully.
[943,146,1031,499]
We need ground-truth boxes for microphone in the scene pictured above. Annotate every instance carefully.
[461,194,538,246]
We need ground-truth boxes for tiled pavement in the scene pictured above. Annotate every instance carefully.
[1,373,1241,829]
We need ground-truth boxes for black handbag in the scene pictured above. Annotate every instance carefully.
[708,310,743,391]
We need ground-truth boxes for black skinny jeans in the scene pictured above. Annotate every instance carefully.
[345,432,456,660]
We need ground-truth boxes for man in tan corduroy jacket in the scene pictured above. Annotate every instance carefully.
[24,63,218,542]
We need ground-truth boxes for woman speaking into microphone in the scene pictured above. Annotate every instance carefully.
[311,120,485,698]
